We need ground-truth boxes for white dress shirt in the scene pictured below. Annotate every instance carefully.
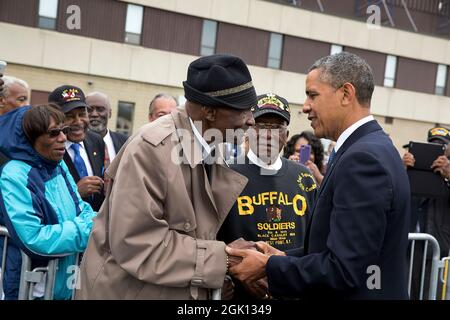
[103,130,117,162]
[189,118,213,161]
[65,140,94,177]
[334,115,374,152]
[247,149,282,171]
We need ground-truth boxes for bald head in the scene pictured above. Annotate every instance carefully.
[148,93,177,122]
[86,91,111,137]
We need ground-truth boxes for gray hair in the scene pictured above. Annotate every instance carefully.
[1,76,30,98]
[86,91,111,109]
[149,93,177,115]
[309,52,374,107]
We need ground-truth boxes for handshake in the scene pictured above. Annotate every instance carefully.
[222,238,285,300]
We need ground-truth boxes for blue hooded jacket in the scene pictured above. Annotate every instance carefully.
[0,106,96,299]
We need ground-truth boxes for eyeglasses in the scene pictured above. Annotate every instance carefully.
[47,126,70,137]
[254,123,287,130]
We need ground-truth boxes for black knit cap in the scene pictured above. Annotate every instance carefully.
[183,54,257,110]
[48,85,89,113]
[252,93,291,125]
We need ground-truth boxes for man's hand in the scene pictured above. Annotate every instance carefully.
[241,277,270,300]
[402,152,415,168]
[431,155,450,179]
[225,246,269,283]
[227,238,257,267]
[256,241,286,257]
[77,176,104,198]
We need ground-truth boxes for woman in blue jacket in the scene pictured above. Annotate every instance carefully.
[0,104,96,299]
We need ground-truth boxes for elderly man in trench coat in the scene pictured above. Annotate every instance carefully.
[75,54,256,300]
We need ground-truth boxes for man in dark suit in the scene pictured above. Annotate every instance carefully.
[86,92,128,163]
[49,85,105,212]
[226,52,411,299]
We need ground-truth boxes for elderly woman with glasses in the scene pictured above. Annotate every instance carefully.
[0,104,96,300]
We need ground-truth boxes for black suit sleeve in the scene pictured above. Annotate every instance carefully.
[285,247,304,257]
[266,151,392,297]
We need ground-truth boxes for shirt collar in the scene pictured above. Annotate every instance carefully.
[335,115,374,152]
[104,129,111,140]
[189,117,213,160]
[247,149,282,171]
[65,140,85,150]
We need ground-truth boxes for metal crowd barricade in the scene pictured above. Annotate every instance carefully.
[440,256,450,300]
[1,224,59,300]
[0,225,10,299]
[18,252,58,300]
[407,233,447,300]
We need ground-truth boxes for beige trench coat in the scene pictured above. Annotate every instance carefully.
[75,107,248,299]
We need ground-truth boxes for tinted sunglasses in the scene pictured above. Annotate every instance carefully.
[47,126,70,137]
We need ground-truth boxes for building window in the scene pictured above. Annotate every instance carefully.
[384,55,397,87]
[38,0,58,30]
[116,101,135,136]
[125,4,143,45]
[200,20,217,56]
[30,90,51,106]
[330,44,343,55]
[267,33,283,69]
[435,64,448,95]
[385,116,394,124]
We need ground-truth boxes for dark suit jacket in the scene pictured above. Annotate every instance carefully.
[266,120,411,299]
[109,130,128,154]
[64,130,105,212]
[0,150,9,168]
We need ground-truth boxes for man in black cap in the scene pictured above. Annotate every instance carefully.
[403,126,450,299]
[76,54,256,300]
[218,93,317,299]
[49,85,105,212]
[403,126,450,232]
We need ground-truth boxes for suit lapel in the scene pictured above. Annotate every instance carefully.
[211,163,248,222]
[172,107,248,218]
[304,120,383,252]
[110,131,120,154]
[173,108,220,214]
[84,133,102,177]
[314,120,383,204]
[63,151,80,182]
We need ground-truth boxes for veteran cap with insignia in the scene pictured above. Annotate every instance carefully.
[48,85,89,113]
[183,54,257,110]
[252,93,291,125]
[427,127,450,145]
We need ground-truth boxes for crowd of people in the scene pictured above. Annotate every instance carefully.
[0,52,449,300]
